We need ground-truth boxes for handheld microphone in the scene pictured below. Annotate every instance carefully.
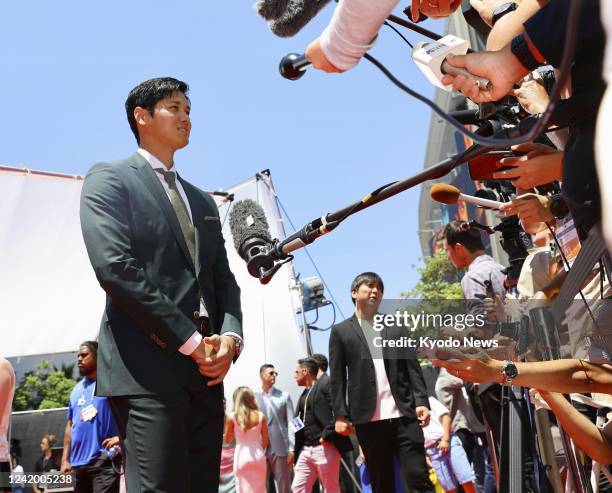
[430,183,503,210]
[412,35,492,92]
[254,0,332,38]
[279,53,311,80]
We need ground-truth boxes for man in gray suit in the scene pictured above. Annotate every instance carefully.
[80,77,243,493]
[255,364,295,493]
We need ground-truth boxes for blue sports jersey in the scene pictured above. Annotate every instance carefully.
[66,378,118,467]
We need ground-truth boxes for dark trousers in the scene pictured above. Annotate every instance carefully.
[355,417,434,493]
[74,455,120,493]
[108,383,224,493]
[0,461,11,493]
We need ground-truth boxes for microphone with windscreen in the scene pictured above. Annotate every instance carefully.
[254,0,332,38]
[229,200,277,282]
[430,183,503,210]
[229,199,338,284]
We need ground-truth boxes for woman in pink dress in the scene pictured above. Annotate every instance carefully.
[225,386,269,493]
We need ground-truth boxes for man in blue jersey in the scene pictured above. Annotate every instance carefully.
[60,342,120,493]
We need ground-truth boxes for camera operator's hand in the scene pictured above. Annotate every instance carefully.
[305,38,343,73]
[410,0,462,21]
[441,46,529,103]
[500,193,554,233]
[513,72,549,115]
[493,144,562,189]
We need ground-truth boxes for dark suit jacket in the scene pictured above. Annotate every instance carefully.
[79,152,242,396]
[329,315,429,425]
[294,374,353,459]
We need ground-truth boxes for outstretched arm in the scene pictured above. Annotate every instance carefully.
[433,358,612,394]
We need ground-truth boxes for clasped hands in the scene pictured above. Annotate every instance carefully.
[190,334,236,386]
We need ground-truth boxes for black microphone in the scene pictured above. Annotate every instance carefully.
[229,199,336,283]
[229,200,276,281]
[279,53,311,80]
[254,0,332,38]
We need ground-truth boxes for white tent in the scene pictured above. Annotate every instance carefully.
[0,166,308,400]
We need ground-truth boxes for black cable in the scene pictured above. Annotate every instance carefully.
[259,178,347,320]
[308,303,336,331]
[383,20,413,49]
[363,0,582,148]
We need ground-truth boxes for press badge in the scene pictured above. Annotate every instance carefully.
[290,416,305,433]
[80,404,98,422]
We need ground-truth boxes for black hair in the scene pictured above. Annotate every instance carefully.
[259,364,275,375]
[350,272,384,305]
[443,220,484,253]
[310,353,328,372]
[297,358,318,377]
[80,341,98,356]
[125,77,189,144]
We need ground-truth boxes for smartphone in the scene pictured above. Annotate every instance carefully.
[468,150,520,181]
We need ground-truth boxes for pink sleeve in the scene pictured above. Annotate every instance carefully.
[319,0,400,71]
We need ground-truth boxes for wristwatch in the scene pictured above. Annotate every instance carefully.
[500,360,519,386]
[549,194,569,220]
[227,335,244,357]
[492,2,518,26]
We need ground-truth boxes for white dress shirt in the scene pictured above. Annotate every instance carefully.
[137,149,242,356]
[358,318,402,421]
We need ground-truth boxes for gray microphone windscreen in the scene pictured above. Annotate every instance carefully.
[229,200,272,253]
[254,0,291,21]
[268,0,332,38]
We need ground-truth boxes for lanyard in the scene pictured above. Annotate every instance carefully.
[303,387,313,424]
[78,380,96,407]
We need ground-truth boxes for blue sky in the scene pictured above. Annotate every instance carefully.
[1,1,446,355]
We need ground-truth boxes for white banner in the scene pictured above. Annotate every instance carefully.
[0,167,307,402]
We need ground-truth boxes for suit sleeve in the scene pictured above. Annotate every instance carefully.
[80,163,196,352]
[204,194,242,339]
[524,0,604,69]
[286,394,295,452]
[329,326,349,419]
[405,359,430,410]
[319,378,338,442]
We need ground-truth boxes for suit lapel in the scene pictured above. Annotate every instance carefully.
[349,316,373,359]
[129,153,195,273]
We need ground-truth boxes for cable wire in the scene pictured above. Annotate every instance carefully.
[383,20,413,48]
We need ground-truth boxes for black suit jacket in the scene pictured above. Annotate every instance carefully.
[294,374,353,458]
[329,315,429,425]
[79,152,242,396]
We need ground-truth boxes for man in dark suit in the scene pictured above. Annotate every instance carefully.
[292,358,352,493]
[329,272,434,493]
[79,77,243,493]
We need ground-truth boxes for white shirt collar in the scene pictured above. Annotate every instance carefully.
[137,148,177,173]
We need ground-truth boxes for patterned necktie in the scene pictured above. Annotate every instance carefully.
[155,168,196,266]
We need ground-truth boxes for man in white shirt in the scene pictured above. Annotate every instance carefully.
[329,272,434,492]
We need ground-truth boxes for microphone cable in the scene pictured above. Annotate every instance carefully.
[359,0,582,148]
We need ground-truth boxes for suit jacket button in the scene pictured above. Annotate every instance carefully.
[193,310,200,319]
